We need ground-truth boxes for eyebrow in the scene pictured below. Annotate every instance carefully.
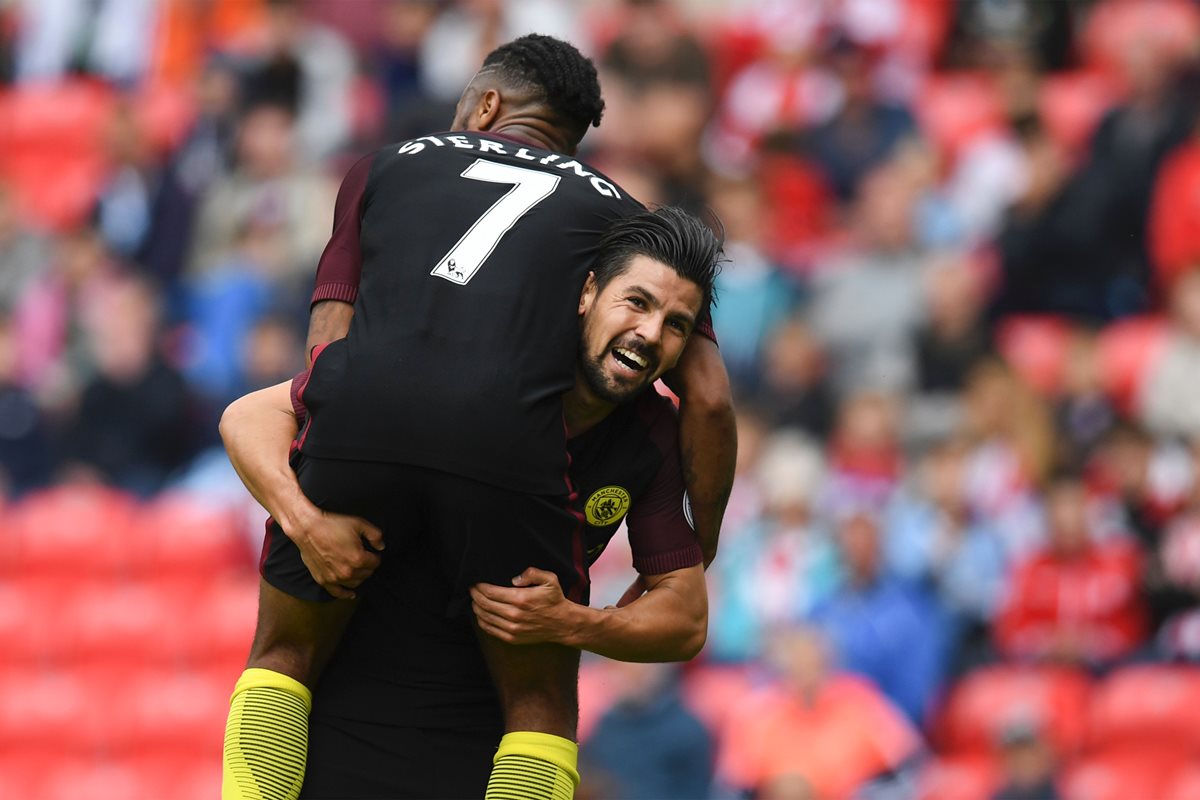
[627,284,697,330]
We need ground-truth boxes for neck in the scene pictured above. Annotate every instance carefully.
[563,369,616,438]
[492,116,573,154]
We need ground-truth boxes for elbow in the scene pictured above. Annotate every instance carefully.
[676,607,708,661]
[217,396,247,448]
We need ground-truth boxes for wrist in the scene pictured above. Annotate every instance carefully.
[271,487,322,543]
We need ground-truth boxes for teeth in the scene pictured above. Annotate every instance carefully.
[615,347,647,368]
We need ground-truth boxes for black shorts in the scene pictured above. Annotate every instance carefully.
[300,716,500,799]
[260,453,589,612]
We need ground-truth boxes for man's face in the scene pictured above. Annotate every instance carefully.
[577,254,702,405]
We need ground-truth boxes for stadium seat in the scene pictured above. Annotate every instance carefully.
[917,755,1000,800]
[1096,315,1168,415]
[52,579,175,663]
[0,666,107,753]
[164,576,259,666]
[1085,664,1200,756]
[0,575,68,664]
[36,756,147,800]
[8,485,140,577]
[109,666,230,755]
[914,72,1005,162]
[1062,750,1192,800]
[994,315,1072,396]
[1037,71,1120,155]
[133,81,197,155]
[0,81,116,229]
[932,665,1092,758]
[131,492,252,579]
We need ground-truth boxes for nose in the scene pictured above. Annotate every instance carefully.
[633,313,665,346]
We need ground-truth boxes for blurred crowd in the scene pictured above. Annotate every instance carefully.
[4,0,1200,798]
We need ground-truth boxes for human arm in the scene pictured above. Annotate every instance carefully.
[469,563,708,662]
[306,300,354,367]
[219,380,384,598]
[661,335,736,567]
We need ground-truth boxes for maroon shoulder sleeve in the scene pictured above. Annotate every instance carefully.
[695,308,717,344]
[625,392,703,575]
[311,152,374,307]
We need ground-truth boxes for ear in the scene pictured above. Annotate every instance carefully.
[473,88,502,131]
[578,272,598,315]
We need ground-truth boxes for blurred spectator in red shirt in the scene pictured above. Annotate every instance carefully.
[719,624,922,800]
[995,473,1147,666]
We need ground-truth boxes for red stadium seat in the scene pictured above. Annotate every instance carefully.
[107,665,230,755]
[131,492,252,579]
[132,81,197,155]
[932,665,1092,758]
[167,576,259,666]
[917,755,1000,800]
[994,315,1072,396]
[914,72,1005,163]
[0,81,115,230]
[1166,764,1200,800]
[8,485,140,577]
[0,666,108,753]
[1086,665,1200,756]
[1037,71,1120,155]
[52,579,176,663]
[1096,315,1168,415]
[1063,750,1192,800]
[0,576,68,664]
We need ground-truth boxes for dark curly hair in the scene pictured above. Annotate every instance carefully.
[480,34,605,147]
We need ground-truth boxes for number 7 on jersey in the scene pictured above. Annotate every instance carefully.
[431,159,561,286]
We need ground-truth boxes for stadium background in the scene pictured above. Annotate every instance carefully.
[1,0,1200,797]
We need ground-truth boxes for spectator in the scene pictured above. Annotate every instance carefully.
[0,181,50,312]
[60,276,194,495]
[709,430,836,662]
[1055,328,1117,470]
[990,716,1063,800]
[808,161,928,393]
[1149,120,1200,291]
[825,390,903,507]
[754,318,837,439]
[0,314,54,495]
[581,662,714,800]
[811,507,945,723]
[14,0,157,84]
[807,40,916,203]
[186,101,336,284]
[719,624,922,799]
[886,437,1009,672]
[1141,268,1200,439]
[995,473,1147,667]
[707,173,803,391]
[600,0,710,92]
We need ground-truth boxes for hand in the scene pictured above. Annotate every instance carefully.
[289,508,385,600]
[615,575,647,608]
[470,567,580,646]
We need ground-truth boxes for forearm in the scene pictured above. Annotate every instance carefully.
[562,566,707,662]
[665,337,736,567]
[306,299,354,367]
[219,383,319,535]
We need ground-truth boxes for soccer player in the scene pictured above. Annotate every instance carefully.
[223,213,716,795]
[220,33,734,798]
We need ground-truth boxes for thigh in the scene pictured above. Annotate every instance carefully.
[246,578,358,688]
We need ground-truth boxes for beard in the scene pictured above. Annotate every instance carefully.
[578,336,657,406]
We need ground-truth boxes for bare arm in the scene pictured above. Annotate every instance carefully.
[470,564,708,663]
[662,335,736,567]
[306,299,355,367]
[219,381,383,598]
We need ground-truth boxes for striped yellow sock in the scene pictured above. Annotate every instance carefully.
[485,731,579,800]
[222,668,312,800]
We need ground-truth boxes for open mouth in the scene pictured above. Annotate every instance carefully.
[612,346,649,372]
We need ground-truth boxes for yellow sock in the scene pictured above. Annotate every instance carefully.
[485,730,579,800]
[222,668,312,800]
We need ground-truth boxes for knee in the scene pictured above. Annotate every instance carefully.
[246,636,320,688]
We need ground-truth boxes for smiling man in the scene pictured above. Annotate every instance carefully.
[222,207,724,798]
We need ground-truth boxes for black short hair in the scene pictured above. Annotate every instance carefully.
[592,206,723,322]
[481,34,604,147]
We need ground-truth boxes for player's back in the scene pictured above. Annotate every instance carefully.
[300,131,642,495]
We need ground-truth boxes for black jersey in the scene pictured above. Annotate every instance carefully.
[298,131,644,495]
[296,389,700,798]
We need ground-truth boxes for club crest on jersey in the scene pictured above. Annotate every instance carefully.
[584,486,631,527]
